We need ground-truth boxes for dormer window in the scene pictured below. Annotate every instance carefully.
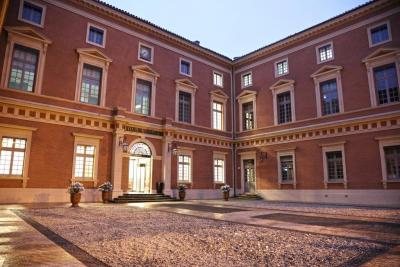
[19,0,46,27]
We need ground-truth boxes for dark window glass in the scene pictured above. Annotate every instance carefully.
[384,145,400,180]
[326,151,344,180]
[280,155,293,181]
[180,60,191,75]
[374,64,399,105]
[135,79,152,115]
[80,64,102,105]
[8,44,38,92]
[242,102,254,130]
[371,24,389,45]
[179,91,191,123]
[277,92,292,124]
[320,79,340,115]
[88,26,104,46]
[22,1,43,25]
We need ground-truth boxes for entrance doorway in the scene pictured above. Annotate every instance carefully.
[243,159,255,193]
[128,142,152,193]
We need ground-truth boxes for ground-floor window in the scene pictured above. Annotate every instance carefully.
[178,154,191,182]
[384,145,400,179]
[279,155,294,181]
[0,137,26,176]
[326,151,344,180]
[74,144,95,179]
[213,158,225,183]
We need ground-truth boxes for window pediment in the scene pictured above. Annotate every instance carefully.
[210,89,228,99]
[131,64,160,77]
[270,79,295,90]
[362,47,400,63]
[310,65,343,78]
[236,89,257,100]
[175,78,198,91]
[5,26,52,45]
[76,48,112,63]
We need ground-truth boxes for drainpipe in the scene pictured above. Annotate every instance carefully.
[230,64,237,197]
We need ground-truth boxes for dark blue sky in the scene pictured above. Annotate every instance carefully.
[103,0,367,58]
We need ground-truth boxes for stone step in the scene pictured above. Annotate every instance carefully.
[113,198,176,203]
[113,193,176,203]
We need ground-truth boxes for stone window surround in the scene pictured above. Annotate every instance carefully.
[367,20,392,48]
[210,89,228,131]
[270,79,296,125]
[275,147,297,189]
[237,90,257,132]
[18,0,46,28]
[176,147,194,184]
[311,65,344,117]
[315,41,335,64]
[86,22,107,48]
[175,79,197,125]
[274,58,289,78]
[363,48,400,107]
[320,141,347,189]
[137,42,154,64]
[71,133,102,186]
[0,26,52,95]
[74,48,112,107]
[0,123,36,188]
[375,135,400,189]
[179,57,192,77]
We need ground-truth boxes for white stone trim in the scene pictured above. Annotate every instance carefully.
[367,20,392,48]
[274,58,289,77]
[138,42,154,64]
[315,41,335,64]
[241,71,253,89]
[179,57,192,77]
[270,80,296,125]
[239,151,257,194]
[376,135,400,189]
[18,0,46,28]
[276,149,296,188]
[321,142,347,189]
[85,22,107,48]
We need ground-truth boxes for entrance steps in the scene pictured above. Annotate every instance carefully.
[113,193,176,203]
[234,194,263,200]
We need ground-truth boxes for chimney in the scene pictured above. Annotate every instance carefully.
[193,40,200,45]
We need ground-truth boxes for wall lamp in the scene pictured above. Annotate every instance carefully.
[118,136,129,153]
[168,142,178,155]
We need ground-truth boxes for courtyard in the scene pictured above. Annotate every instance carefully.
[1,200,400,266]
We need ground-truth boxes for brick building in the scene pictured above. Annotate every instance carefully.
[0,0,399,206]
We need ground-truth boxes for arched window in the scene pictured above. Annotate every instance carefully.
[130,142,151,157]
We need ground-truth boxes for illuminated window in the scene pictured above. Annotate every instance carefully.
[242,72,252,88]
[212,101,223,130]
[213,72,223,87]
[74,145,95,179]
[276,59,289,76]
[0,137,26,176]
[213,158,225,183]
[178,155,191,182]
[318,44,333,62]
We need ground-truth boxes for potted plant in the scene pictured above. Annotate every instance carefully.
[68,182,84,207]
[98,181,113,203]
[178,184,186,201]
[156,181,165,194]
[220,184,231,201]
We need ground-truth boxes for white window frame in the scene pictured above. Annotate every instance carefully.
[276,148,296,189]
[72,133,102,186]
[367,20,392,48]
[213,152,226,184]
[18,0,46,28]
[210,90,228,131]
[241,71,252,88]
[179,58,192,77]
[237,90,257,132]
[177,148,193,184]
[86,22,107,48]
[321,141,347,189]
[316,41,335,64]
[270,80,296,125]
[213,71,223,87]
[376,135,400,189]
[138,42,154,64]
[131,65,159,117]
[274,58,289,77]
[0,124,36,188]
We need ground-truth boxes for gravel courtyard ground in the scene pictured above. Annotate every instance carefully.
[21,205,392,267]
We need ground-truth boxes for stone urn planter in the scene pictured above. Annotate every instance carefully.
[70,193,81,207]
[178,184,186,201]
[98,182,113,204]
[223,191,229,201]
[102,191,111,203]
[68,182,84,208]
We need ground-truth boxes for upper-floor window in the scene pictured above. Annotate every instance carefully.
[19,0,46,27]
[320,79,340,115]
[8,44,39,93]
[242,72,252,88]
[317,43,334,63]
[373,63,399,105]
[86,23,106,48]
[277,91,292,124]
[275,59,289,77]
[384,145,400,180]
[213,71,223,87]
[213,158,225,183]
[212,101,223,130]
[180,58,192,76]
[135,79,152,115]
[0,137,26,176]
[178,154,191,182]
[242,101,254,131]
[138,43,153,63]
[368,21,391,47]
[80,64,102,105]
[179,91,192,123]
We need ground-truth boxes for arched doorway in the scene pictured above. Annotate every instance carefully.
[128,142,153,193]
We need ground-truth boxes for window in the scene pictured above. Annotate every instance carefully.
[320,79,340,115]
[135,79,152,115]
[317,43,334,63]
[86,24,106,48]
[384,145,400,180]
[280,155,293,181]
[275,59,289,77]
[74,145,95,179]
[277,92,292,124]
[213,158,225,183]
[138,43,153,63]
[179,91,192,123]
[326,151,344,180]
[242,72,252,88]
[178,155,191,182]
[19,0,45,27]
[8,44,39,92]
[368,22,391,47]
[242,101,254,131]
[80,64,102,105]
[373,63,399,105]
[0,137,26,176]
[212,101,223,130]
[213,71,223,87]
[180,58,192,76]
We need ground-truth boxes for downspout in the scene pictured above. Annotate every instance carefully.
[0,0,10,34]
[230,64,237,197]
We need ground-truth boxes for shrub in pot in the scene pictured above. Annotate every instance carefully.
[156,181,165,194]
[68,182,84,207]
[220,184,231,201]
[178,184,186,201]
[98,182,113,203]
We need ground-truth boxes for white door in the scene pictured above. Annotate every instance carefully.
[129,157,152,193]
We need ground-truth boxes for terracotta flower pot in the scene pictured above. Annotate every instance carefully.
[70,192,81,207]
[102,191,111,203]
[179,191,186,201]
[223,191,229,201]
